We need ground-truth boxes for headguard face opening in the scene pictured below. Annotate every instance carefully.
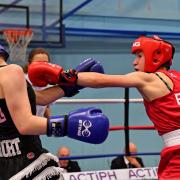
[131,36,175,72]
[0,45,9,62]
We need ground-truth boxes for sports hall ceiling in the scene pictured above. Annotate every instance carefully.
[1,0,180,48]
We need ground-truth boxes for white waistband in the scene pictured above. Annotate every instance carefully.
[161,129,180,147]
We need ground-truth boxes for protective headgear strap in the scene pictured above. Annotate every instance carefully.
[131,35,175,72]
[0,45,9,61]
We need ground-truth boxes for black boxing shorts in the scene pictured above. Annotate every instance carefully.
[0,152,64,180]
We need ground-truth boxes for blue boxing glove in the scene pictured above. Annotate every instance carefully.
[75,58,104,90]
[61,58,104,97]
[76,58,104,74]
[47,107,109,144]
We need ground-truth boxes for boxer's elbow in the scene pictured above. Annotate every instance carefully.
[17,124,30,135]
[15,116,35,135]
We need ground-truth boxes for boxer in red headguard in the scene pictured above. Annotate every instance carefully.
[27,35,179,179]
[75,35,180,179]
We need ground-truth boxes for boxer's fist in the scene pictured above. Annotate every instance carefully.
[28,62,78,87]
[47,107,109,144]
[60,58,104,97]
[60,69,78,86]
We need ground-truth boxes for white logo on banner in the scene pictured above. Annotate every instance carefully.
[63,167,158,180]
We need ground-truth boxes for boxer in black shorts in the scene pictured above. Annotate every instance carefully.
[0,45,109,179]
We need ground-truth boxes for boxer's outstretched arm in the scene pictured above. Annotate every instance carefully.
[77,71,151,88]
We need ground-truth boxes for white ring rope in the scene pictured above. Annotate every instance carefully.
[55,98,143,104]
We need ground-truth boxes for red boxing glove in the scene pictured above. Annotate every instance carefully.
[28,62,63,87]
[28,62,78,87]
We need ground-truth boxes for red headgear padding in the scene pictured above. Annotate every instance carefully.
[131,35,175,72]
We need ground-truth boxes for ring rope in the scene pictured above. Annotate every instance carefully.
[55,98,143,104]
[59,152,160,160]
[110,125,155,131]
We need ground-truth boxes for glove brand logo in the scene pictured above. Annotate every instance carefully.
[82,120,92,137]
[77,120,92,137]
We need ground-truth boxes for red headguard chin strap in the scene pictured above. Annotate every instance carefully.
[131,35,175,73]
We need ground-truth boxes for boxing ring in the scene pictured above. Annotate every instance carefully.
[56,88,160,180]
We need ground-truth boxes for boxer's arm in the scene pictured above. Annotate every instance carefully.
[2,65,109,144]
[35,85,65,105]
[3,65,47,135]
[77,71,152,88]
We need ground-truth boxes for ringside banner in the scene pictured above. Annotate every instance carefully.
[63,167,158,180]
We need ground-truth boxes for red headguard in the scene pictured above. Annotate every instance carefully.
[131,35,175,72]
